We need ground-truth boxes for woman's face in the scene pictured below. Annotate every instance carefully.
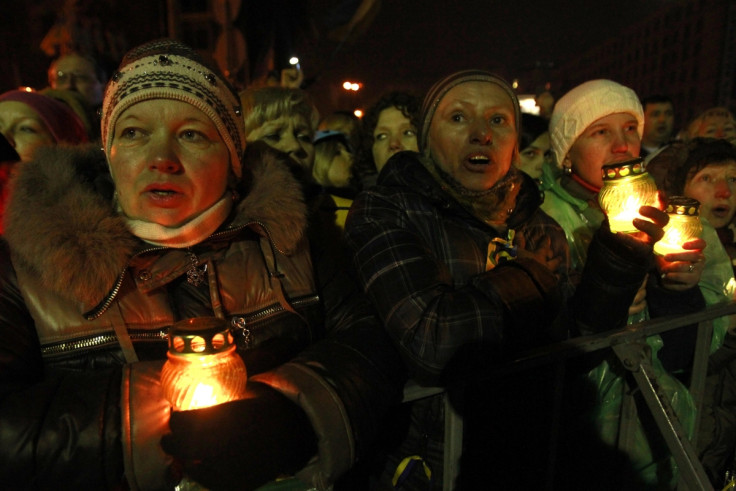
[247,114,315,170]
[566,112,641,189]
[108,99,231,228]
[327,142,354,188]
[517,131,550,179]
[372,106,418,172]
[428,81,517,191]
[694,114,736,144]
[684,160,736,229]
[0,100,55,162]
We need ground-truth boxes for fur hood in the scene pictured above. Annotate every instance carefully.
[3,142,307,308]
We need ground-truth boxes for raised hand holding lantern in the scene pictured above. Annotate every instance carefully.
[653,197,703,256]
[598,158,659,233]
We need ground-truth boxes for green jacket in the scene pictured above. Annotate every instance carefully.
[540,161,733,486]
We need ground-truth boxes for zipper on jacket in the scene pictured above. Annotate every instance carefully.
[230,294,320,349]
[41,328,169,357]
[83,220,285,320]
[54,291,319,358]
[84,268,129,320]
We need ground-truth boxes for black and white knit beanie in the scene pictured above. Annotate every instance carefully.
[101,39,245,177]
[419,70,521,154]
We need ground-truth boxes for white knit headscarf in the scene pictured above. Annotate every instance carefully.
[549,79,644,167]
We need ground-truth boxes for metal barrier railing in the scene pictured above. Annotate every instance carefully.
[402,300,736,491]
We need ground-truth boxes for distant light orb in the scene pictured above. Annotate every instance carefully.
[354,109,363,118]
[512,79,519,89]
[518,95,540,115]
[289,56,299,66]
[342,81,362,91]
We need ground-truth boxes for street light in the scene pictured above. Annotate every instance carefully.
[342,81,362,91]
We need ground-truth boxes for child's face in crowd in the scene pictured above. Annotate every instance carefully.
[566,112,641,189]
[684,160,736,229]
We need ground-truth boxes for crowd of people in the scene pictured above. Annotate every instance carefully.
[1,37,736,491]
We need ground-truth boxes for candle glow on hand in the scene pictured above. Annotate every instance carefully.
[163,354,246,411]
[654,227,687,255]
[607,195,648,233]
[188,383,218,410]
[653,209,702,256]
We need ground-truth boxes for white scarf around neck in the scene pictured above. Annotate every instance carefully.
[123,193,234,248]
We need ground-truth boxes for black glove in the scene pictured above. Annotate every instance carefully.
[596,216,657,268]
[161,382,318,491]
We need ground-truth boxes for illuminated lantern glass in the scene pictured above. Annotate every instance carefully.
[653,196,703,256]
[598,158,658,233]
[161,317,247,412]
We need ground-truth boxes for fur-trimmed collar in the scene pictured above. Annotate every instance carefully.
[4,142,307,308]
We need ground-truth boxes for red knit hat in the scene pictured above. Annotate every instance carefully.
[0,90,88,145]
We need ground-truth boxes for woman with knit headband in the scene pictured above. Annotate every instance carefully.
[344,71,670,489]
[0,39,407,490]
[540,79,734,488]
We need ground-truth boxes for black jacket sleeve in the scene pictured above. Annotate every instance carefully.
[569,221,655,335]
[0,239,124,489]
[249,177,408,485]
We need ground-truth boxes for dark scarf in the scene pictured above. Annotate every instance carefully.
[419,155,523,228]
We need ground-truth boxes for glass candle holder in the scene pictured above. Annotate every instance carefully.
[653,196,703,256]
[161,317,247,411]
[598,158,658,233]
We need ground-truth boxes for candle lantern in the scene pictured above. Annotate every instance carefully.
[653,196,703,256]
[161,317,247,412]
[598,158,658,233]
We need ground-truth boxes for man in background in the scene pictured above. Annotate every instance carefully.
[640,94,675,158]
[47,52,106,110]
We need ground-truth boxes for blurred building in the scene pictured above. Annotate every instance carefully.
[550,0,735,130]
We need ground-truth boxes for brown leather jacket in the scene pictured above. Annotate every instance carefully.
[0,143,405,489]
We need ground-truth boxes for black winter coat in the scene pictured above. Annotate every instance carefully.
[345,152,572,385]
[343,152,669,489]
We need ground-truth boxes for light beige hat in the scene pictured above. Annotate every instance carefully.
[549,79,643,166]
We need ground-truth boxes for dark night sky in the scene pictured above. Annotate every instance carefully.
[303,0,670,114]
[1,0,674,115]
